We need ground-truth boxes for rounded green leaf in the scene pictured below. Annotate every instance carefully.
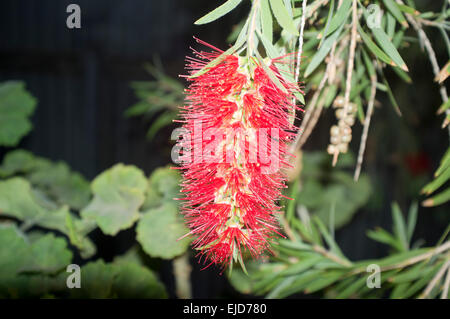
[81,164,147,235]
[137,202,190,259]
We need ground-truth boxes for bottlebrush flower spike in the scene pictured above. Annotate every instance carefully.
[176,38,302,270]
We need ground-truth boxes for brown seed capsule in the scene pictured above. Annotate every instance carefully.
[333,96,345,108]
[344,116,355,126]
[330,125,340,136]
[330,136,341,145]
[342,134,352,143]
[336,109,345,119]
[348,103,357,114]
[341,126,352,135]
[327,144,336,154]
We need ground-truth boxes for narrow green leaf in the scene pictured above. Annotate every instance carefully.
[422,187,450,207]
[421,166,450,195]
[406,202,418,243]
[325,0,351,37]
[367,228,403,251]
[260,0,273,43]
[361,48,376,77]
[304,271,343,293]
[358,24,394,66]
[318,0,335,48]
[313,216,346,259]
[195,0,243,25]
[397,4,419,15]
[381,73,402,115]
[255,51,288,94]
[435,148,450,176]
[392,202,408,251]
[279,255,323,276]
[386,13,396,39]
[382,0,408,27]
[269,0,299,36]
[363,9,408,71]
[146,111,175,140]
[437,99,450,115]
[305,24,344,77]
[392,66,412,83]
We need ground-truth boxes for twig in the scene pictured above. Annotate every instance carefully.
[247,0,260,58]
[294,0,308,85]
[403,7,450,137]
[291,71,329,152]
[419,259,450,299]
[354,68,377,181]
[441,265,450,299]
[333,0,358,166]
[350,241,450,275]
[298,96,325,147]
[384,241,450,272]
[313,244,353,267]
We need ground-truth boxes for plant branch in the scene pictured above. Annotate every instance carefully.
[419,259,450,299]
[333,0,357,166]
[441,265,450,299]
[402,5,450,137]
[247,0,260,58]
[354,67,377,181]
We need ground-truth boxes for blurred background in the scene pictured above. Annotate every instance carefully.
[0,0,448,298]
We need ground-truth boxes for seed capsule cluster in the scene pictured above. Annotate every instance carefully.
[327,95,357,156]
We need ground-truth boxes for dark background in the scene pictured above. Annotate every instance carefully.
[0,0,448,298]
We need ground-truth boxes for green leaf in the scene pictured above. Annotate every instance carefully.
[319,0,335,48]
[382,0,408,27]
[421,166,450,195]
[304,270,343,293]
[0,150,91,210]
[391,202,408,250]
[380,72,402,115]
[297,166,371,229]
[260,0,273,43]
[437,99,450,115]
[0,81,37,147]
[406,202,418,243]
[422,187,450,207]
[397,4,419,15]
[358,24,394,66]
[81,164,147,236]
[324,0,351,37]
[142,166,180,210]
[305,24,344,77]
[257,29,279,59]
[279,255,323,276]
[19,233,72,274]
[146,111,175,140]
[194,0,242,25]
[255,51,288,94]
[111,261,167,298]
[269,0,299,36]
[0,225,72,297]
[367,227,403,251]
[335,276,367,298]
[363,8,408,71]
[0,225,29,280]
[71,260,116,298]
[137,202,190,259]
[313,216,346,259]
[0,177,95,257]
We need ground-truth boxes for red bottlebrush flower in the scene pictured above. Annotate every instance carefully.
[176,39,301,269]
